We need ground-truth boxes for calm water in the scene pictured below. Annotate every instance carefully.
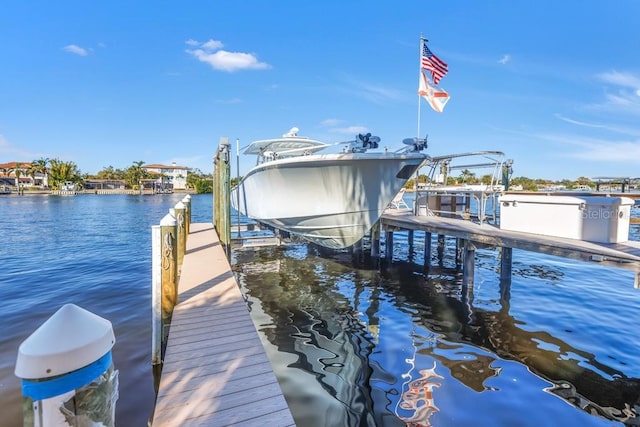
[2,195,640,426]
[0,194,212,427]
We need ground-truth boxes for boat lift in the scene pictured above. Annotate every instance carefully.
[411,151,511,225]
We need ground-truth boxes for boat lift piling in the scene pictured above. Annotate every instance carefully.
[213,137,231,256]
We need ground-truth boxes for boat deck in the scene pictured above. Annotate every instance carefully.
[381,210,640,282]
[152,223,295,427]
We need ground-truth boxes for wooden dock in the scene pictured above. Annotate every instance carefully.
[381,210,640,286]
[152,223,295,427]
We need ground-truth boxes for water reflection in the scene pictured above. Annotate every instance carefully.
[232,242,640,426]
[395,361,442,426]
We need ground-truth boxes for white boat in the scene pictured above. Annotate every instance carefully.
[231,128,429,249]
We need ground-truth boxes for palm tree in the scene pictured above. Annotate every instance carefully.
[458,169,476,184]
[30,157,50,187]
[126,161,147,194]
[7,162,24,189]
[48,158,81,189]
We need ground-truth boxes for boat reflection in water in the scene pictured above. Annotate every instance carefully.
[232,237,640,426]
[395,361,443,426]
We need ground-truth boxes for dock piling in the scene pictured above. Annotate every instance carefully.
[151,213,178,365]
[462,240,476,286]
[500,247,513,284]
[371,222,380,258]
[15,304,117,427]
[181,195,191,235]
[214,137,231,257]
[385,231,394,261]
[424,231,432,272]
[174,201,187,269]
[437,235,445,266]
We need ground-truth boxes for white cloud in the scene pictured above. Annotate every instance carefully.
[498,54,511,65]
[531,131,640,163]
[578,71,640,116]
[556,114,640,137]
[201,39,224,50]
[329,126,369,135]
[185,38,270,72]
[357,82,403,103]
[319,119,344,127]
[63,44,89,56]
[0,135,40,159]
[598,71,640,89]
[571,140,640,162]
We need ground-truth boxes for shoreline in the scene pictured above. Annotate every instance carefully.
[1,189,198,196]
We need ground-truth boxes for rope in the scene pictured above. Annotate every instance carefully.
[177,213,185,231]
[161,232,173,270]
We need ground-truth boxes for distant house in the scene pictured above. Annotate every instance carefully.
[142,162,189,190]
[0,161,48,187]
[84,179,127,190]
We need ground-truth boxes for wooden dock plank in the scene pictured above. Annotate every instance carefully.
[152,223,295,426]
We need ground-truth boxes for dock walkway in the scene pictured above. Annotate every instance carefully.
[381,210,640,284]
[152,223,295,426]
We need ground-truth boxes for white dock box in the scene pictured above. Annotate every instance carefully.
[499,194,634,243]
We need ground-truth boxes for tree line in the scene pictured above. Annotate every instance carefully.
[404,168,598,191]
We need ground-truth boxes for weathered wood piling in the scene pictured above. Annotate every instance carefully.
[151,196,194,366]
[213,137,231,255]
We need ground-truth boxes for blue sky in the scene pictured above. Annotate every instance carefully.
[1,0,639,180]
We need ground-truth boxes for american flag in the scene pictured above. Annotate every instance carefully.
[421,41,448,84]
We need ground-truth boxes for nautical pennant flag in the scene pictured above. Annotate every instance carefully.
[421,40,448,84]
[418,71,450,113]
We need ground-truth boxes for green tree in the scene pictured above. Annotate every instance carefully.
[194,177,212,193]
[125,161,148,193]
[7,162,24,188]
[480,174,493,185]
[510,176,538,191]
[48,158,82,189]
[30,157,50,187]
[96,166,126,180]
[186,168,213,194]
[458,169,476,184]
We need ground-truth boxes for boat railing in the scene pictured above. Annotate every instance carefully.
[411,151,511,225]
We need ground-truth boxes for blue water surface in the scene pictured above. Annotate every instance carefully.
[0,193,212,427]
[2,194,640,427]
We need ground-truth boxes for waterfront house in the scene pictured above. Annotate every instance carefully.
[142,162,188,190]
[0,162,48,188]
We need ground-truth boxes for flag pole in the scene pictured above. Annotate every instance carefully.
[417,35,425,140]
[415,35,425,206]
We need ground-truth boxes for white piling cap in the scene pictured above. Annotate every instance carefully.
[160,212,176,226]
[15,304,115,379]
[174,201,185,209]
[183,195,191,202]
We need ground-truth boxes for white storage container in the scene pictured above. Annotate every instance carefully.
[499,194,633,243]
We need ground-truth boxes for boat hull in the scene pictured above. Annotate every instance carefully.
[231,152,426,249]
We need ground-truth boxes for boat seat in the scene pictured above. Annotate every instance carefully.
[389,188,410,209]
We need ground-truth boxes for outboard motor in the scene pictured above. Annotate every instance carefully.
[402,135,428,152]
[349,133,381,153]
